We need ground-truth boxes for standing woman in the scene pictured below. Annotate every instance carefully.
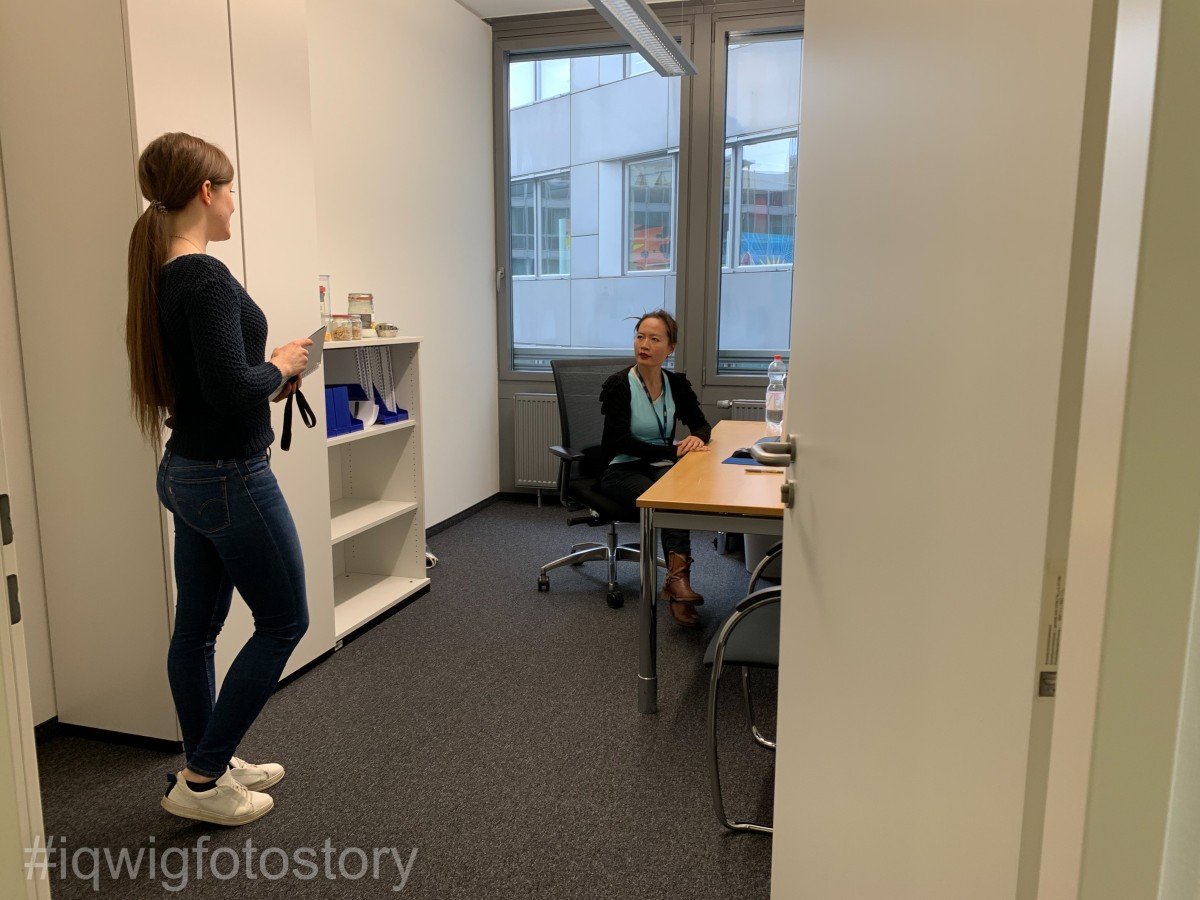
[126,132,312,826]
[599,310,712,628]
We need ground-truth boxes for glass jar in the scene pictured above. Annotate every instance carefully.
[350,317,363,340]
[330,314,355,341]
[347,293,374,332]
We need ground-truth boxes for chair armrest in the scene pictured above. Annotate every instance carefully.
[548,446,586,507]
[549,445,584,462]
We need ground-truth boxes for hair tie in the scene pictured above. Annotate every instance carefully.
[149,200,167,212]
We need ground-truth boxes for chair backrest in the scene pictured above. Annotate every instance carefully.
[550,357,632,479]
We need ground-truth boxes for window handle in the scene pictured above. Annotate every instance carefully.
[495,267,506,293]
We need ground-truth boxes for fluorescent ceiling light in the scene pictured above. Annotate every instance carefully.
[588,0,698,77]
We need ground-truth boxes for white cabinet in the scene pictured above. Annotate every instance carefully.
[323,338,428,640]
[0,0,426,742]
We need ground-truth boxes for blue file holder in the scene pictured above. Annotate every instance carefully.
[372,385,409,425]
[324,384,364,438]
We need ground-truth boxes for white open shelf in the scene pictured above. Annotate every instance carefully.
[333,573,430,640]
[330,498,418,544]
[327,417,416,447]
[326,335,421,347]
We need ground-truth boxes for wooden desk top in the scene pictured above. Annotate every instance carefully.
[636,420,785,517]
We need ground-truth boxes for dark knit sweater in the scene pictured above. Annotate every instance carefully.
[158,254,284,459]
[599,367,712,465]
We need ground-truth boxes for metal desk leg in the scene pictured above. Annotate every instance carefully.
[638,506,657,714]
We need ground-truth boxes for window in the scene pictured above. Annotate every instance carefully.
[510,173,570,278]
[715,34,804,374]
[495,9,802,378]
[509,58,571,108]
[504,47,681,369]
[626,156,675,273]
[722,135,798,269]
[510,180,536,277]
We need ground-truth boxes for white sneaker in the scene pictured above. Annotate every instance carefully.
[161,769,273,826]
[228,757,285,792]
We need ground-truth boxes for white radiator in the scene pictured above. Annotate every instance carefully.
[721,398,765,421]
[514,393,561,489]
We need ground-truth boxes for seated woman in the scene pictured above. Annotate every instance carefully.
[599,310,712,628]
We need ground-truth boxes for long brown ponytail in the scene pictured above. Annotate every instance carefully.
[126,133,234,443]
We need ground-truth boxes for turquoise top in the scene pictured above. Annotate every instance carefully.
[611,369,674,465]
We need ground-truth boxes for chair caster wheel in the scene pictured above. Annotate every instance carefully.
[538,575,550,592]
[606,590,625,609]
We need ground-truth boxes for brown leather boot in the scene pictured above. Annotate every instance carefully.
[662,551,703,627]
[661,552,704,603]
[668,598,701,628]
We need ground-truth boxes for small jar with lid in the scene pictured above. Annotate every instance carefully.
[347,293,374,332]
[330,314,355,341]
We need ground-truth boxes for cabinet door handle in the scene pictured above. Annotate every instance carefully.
[0,494,11,545]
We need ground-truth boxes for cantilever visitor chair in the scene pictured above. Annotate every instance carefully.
[536,358,664,609]
[703,541,783,834]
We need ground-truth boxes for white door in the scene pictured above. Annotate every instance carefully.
[0,405,51,900]
[767,0,1102,897]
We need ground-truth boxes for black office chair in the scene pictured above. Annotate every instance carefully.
[536,357,663,609]
[703,541,784,834]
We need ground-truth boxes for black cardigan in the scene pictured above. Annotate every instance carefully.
[599,367,712,465]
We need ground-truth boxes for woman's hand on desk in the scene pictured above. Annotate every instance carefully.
[676,435,709,457]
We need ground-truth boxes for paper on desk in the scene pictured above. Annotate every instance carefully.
[270,325,327,400]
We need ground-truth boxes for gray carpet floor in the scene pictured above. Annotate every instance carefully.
[35,498,775,898]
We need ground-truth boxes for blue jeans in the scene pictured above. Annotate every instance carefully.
[156,449,309,778]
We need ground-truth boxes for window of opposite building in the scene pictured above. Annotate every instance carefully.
[626,156,676,275]
[511,173,571,279]
[494,4,804,380]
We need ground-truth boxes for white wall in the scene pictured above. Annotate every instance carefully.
[307,0,499,526]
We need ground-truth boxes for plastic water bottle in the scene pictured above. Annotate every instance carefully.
[765,355,786,434]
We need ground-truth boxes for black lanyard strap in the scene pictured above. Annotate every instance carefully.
[634,369,672,445]
[280,387,316,451]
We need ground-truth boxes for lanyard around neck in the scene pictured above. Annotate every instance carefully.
[634,368,671,444]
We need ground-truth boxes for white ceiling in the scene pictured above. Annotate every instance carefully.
[451,0,590,19]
